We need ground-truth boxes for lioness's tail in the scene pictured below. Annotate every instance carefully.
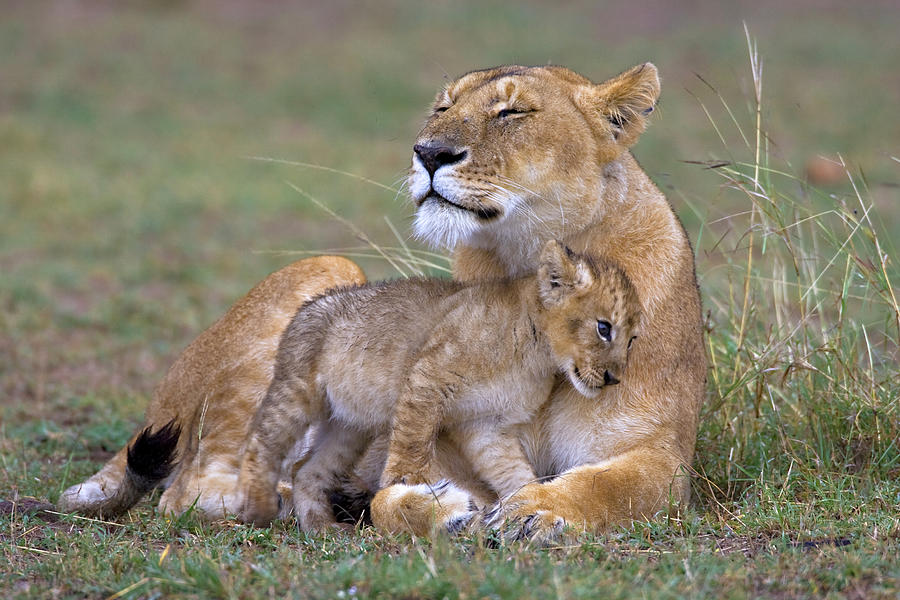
[58,420,181,518]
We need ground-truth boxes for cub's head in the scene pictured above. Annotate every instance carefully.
[536,240,642,397]
[410,63,660,250]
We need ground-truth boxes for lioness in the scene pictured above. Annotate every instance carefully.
[368,63,706,538]
[237,240,641,530]
[60,63,704,541]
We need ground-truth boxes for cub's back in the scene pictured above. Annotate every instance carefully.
[307,278,466,422]
[318,277,464,358]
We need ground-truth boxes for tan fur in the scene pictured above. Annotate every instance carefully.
[370,63,705,538]
[61,62,704,538]
[58,257,365,519]
[237,241,640,531]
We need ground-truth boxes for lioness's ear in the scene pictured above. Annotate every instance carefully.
[538,240,594,307]
[576,62,660,150]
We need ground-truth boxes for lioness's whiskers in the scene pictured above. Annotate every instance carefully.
[497,175,567,227]
[486,183,552,233]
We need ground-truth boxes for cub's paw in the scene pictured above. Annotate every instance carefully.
[372,479,478,537]
[276,479,294,519]
[293,494,338,533]
[296,507,338,533]
[239,490,281,527]
[379,466,429,489]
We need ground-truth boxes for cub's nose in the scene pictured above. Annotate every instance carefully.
[413,143,467,177]
[603,370,620,386]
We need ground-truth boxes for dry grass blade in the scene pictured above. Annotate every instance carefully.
[248,156,400,194]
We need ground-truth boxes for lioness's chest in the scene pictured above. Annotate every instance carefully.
[523,385,635,476]
[445,371,554,427]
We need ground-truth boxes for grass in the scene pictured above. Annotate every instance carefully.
[2,2,899,598]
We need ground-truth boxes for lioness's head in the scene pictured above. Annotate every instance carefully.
[409,63,660,251]
[536,240,641,397]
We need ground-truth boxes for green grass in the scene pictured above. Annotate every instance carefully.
[2,2,899,598]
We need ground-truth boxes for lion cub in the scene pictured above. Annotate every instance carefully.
[237,240,641,529]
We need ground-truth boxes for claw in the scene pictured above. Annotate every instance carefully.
[445,510,476,535]
[484,506,567,546]
[481,502,503,528]
[430,479,452,495]
[520,513,540,540]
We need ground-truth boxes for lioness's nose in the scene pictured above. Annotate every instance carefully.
[414,143,467,177]
[603,370,620,386]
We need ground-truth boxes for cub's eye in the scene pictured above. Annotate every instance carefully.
[497,108,529,119]
[628,335,637,350]
[597,320,612,342]
[433,106,450,114]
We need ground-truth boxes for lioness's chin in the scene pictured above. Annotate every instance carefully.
[413,195,487,250]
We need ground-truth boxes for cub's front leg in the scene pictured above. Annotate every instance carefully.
[379,367,447,488]
[448,424,537,497]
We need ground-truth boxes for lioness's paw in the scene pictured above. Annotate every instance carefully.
[507,510,566,545]
[482,488,567,545]
[483,506,567,545]
[446,509,479,535]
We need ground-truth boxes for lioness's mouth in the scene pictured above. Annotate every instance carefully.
[421,192,501,221]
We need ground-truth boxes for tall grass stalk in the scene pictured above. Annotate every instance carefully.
[692,31,899,517]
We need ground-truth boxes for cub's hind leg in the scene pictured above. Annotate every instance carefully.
[291,421,372,532]
[237,370,320,526]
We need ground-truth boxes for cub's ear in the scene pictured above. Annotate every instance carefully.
[538,240,595,307]
[575,62,660,151]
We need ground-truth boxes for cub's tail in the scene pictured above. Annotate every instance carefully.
[58,420,181,518]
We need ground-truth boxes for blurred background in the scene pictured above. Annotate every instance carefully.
[1,0,898,433]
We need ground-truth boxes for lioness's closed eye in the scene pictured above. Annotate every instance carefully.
[236,239,641,530]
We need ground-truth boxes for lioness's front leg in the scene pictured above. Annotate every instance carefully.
[372,445,688,541]
[485,446,690,542]
[371,480,480,537]
[371,425,537,536]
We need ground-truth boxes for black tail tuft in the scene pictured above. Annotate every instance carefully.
[59,419,183,519]
[126,419,181,491]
